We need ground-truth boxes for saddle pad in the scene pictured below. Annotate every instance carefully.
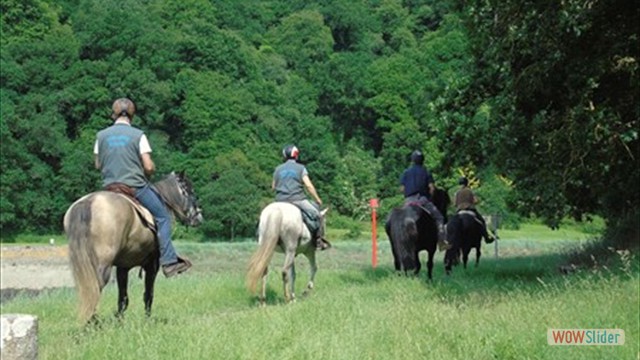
[457,210,484,226]
[116,194,157,232]
[458,210,476,217]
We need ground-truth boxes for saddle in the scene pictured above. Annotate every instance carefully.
[299,208,320,235]
[457,209,484,226]
[286,202,331,250]
[404,199,432,217]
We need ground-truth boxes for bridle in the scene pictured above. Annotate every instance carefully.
[158,173,202,226]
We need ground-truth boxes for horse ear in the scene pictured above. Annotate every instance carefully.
[178,170,185,178]
[320,207,329,217]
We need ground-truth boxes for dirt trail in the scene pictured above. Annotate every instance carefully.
[1,245,74,303]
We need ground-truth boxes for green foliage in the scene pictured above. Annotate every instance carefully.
[196,150,268,240]
[456,0,639,234]
[266,10,334,74]
[0,0,635,242]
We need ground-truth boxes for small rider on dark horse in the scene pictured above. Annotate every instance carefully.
[454,177,496,244]
[400,150,451,251]
[272,145,331,250]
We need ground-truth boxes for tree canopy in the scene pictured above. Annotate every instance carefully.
[1,0,637,243]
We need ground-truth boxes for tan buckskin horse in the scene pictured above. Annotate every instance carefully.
[246,202,328,305]
[64,171,202,323]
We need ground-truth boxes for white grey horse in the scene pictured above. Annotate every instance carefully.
[246,202,328,305]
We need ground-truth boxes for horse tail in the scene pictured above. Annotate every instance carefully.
[66,197,101,323]
[246,208,281,294]
[402,216,419,270]
[389,209,417,271]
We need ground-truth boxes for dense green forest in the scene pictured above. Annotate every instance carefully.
[1,0,637,243]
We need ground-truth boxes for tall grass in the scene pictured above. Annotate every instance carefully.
[1,235,637,359]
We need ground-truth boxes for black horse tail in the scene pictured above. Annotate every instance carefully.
[388,209,418,272]
[445,214,462,267]
[401,216,419,271]
[65,197,101,323]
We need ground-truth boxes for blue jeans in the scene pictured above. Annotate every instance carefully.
[135,184,177,266]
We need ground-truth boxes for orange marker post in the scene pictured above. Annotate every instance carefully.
[369,198,379,268]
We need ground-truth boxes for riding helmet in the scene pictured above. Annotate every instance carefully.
[282,145,299,160]
[111,98,136,120]
[458,177,469,186]
[410,150,424,165]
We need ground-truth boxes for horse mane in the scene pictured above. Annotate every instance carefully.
[153,172,189,220]
[431,187,450,221]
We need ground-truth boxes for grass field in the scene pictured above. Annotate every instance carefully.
[1,225,638,360]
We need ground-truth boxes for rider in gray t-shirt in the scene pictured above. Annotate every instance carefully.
[272,145,329,250]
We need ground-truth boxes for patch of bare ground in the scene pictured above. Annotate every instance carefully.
[0,245,74,303]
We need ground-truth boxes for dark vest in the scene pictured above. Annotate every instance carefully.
[97,124,147,188]
[273,160,306,201]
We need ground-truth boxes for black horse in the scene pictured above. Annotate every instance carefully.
[385,188,449,280]
[444,210,484,274]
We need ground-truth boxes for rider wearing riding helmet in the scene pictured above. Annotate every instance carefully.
[454,177,495,243]
[400,150,451,251]
[272,145,330,250]
[94,98,191,277]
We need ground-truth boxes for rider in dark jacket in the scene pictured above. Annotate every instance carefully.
[400,150,451,251]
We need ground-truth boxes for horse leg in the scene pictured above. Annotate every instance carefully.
[426,250,434,281]
[444,251,452,276]
[475,246,481,268]
[143,262,159,317]
[282,251,296,303]
[115,267,129,318]
[389,241,401,273]
[302,251,317,297]
[413,251,421,276]
[259,267,269,306]
[463,248,470,269]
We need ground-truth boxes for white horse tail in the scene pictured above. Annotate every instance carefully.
[246,206,282,294]
[65,197,101,323]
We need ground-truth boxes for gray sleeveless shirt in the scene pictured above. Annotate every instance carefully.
[96,123,147,188]
[273,160,308,201]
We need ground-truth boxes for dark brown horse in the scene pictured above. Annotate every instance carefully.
[385,188,449,280]
[64,171,202,323]
[444,210,484,274]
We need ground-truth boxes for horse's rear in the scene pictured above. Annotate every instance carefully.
[444,212,483,274]
[247,202,323,305]
[385,205,438,279]
[65,192,156,323]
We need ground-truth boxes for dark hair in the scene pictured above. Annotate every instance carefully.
[458,177,469,186]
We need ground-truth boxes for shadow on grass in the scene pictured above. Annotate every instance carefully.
[338,246,637,301]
